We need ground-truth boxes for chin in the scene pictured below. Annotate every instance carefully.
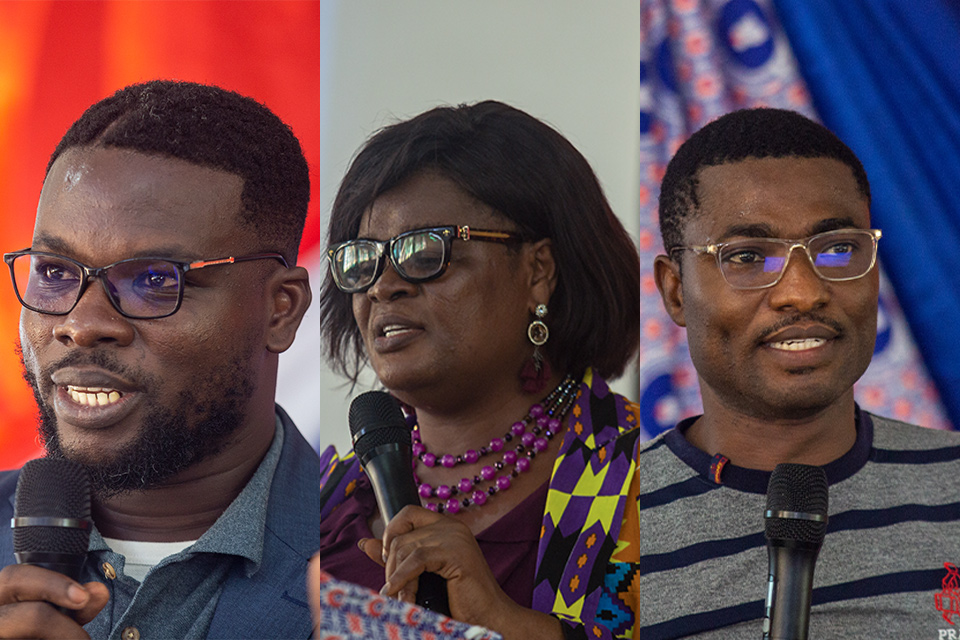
[752,388,845,421]
[373,361,429,390]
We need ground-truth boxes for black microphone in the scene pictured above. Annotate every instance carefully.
[349,391,450,616]
[763,463,828,640]
[12,458,93,615]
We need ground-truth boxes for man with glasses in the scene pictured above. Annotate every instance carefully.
[599,108,960,638]
[0,80,322,638]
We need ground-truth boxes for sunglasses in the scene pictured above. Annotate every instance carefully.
[327,225,524,293]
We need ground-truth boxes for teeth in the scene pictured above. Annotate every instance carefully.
[382,324,413,338]
[66,385,122,407]
[769,338,827,351]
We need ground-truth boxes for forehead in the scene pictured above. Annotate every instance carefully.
[359,171,501,238]
[34,146,248,263]
[688,156,871,240]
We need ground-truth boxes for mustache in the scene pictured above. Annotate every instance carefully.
[37,350,147,388]
[755,313,845,343]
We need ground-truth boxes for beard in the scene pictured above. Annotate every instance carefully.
[19,345,256,500]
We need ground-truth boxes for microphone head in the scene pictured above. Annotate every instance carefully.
[348,391,411,462]
[13,458,92,556]
[765,463,828,546]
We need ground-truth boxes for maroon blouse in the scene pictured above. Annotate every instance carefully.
[315,474,548,608]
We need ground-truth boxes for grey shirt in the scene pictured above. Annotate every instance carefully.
[83,417,285,640]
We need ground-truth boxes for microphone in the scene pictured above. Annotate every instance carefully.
[12,458,93,615]
[349,391,450,616]
[763,463,828,640]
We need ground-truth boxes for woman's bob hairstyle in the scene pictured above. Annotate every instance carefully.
[318,100,642,384]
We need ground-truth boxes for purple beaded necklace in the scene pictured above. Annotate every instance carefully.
[409,375,579,514]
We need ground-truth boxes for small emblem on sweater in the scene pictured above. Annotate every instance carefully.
[935,562,960,626]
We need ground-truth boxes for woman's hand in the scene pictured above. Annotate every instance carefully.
[358,505,564,640]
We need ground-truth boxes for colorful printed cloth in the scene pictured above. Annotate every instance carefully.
[318,370,648,639]
[313,569,502,640]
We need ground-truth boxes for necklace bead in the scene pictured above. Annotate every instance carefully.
[411,375,578,514]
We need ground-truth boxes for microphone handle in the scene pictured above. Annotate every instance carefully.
[15,551,86,616]
[364,447,421,521]
[363,447,451,616]
[763,544,819,640]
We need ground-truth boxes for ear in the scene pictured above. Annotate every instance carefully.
[653,254,686,327]
[526,238,557,308]
[265,265,312,353]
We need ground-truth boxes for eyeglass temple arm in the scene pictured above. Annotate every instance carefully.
[669,244,718,256]
[188,253,289,270]
[456,226,523,243]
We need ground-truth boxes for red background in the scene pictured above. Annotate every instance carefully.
[0,0,321,470]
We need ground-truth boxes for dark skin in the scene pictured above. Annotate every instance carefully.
[311,172,565,639]
[0,147,311,638]
[654,157,879,470]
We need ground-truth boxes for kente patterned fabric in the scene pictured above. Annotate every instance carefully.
[317,370,648,638]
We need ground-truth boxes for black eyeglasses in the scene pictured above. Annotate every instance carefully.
[327,225,524,293]
[3,249,288,319]
[670,228,882,290]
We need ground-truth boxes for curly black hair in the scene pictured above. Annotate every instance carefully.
[658,108,871,252]
[47,79,310,262]
[319,100,643,384]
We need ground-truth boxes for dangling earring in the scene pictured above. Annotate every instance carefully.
[521,304,551,393]
[528,303,549,347]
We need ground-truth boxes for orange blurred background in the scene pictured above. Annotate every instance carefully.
[0,0,321,470]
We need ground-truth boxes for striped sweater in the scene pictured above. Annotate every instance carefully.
[601,409,960,638]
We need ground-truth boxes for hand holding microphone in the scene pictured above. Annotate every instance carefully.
[763,463,829,640]
[349,391,450,615]
[0,458,109,639]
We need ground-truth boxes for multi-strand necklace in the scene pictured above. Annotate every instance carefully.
[409,375,579,514]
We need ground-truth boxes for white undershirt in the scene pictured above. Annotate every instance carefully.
[102,537,197,582]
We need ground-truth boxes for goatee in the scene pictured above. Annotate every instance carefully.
[20,346,256,500]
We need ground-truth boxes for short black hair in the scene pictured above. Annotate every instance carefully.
[47,79,310,262]
[658,108,871,252]
[319,100,643,383]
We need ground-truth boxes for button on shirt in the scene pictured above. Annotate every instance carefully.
[81,417,285,640]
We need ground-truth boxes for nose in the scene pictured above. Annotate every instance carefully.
[767,245,830,312]
[365,258,417,303]
[52,278,136,347]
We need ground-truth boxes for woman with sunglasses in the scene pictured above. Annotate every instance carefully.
[314,101,645,639]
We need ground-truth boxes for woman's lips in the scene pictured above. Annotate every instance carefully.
[373,325,424,352]
[370,315,424,352]
[382,324,417,339]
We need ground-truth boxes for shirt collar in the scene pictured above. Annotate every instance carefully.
[188,412,285,574]
[88,412,285,576]
[665,404,873,493]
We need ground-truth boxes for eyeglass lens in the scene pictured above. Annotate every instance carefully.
[719,231,876,288]
[333,229,447,292]
[11,253,182,318]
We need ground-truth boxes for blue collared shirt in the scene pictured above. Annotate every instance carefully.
[83,415,284,640]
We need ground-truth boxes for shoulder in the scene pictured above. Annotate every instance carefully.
[0,468,21,568]
[317,445,362,520]
[0,468,19,497]
[0,468,22,516]
[570,370,647,453]
[868,412,960,451]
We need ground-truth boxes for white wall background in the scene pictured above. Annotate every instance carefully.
[279,0,645,455]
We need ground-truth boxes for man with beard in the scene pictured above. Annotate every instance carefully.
[0,80,321,639]
[600,108,960,638]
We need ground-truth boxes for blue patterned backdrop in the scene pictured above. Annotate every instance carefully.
[632,0,954,438]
